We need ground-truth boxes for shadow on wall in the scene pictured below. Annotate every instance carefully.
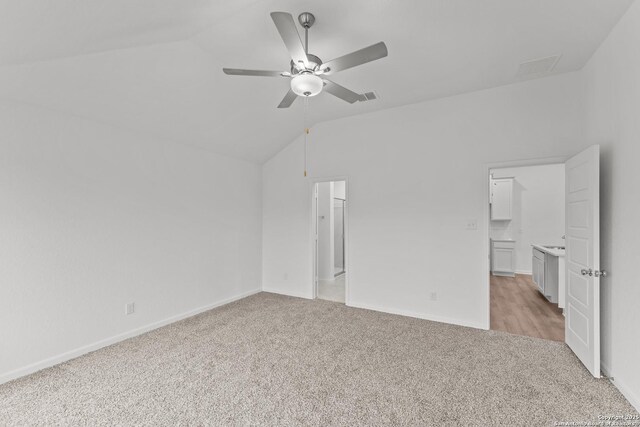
[599,145,614,366]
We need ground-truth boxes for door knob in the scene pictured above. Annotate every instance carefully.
[594,270,608,278]
[581,268,607,277]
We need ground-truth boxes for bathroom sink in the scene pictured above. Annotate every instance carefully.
[543,245,565,250]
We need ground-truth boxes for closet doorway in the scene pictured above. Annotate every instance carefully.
[313,180,347,304]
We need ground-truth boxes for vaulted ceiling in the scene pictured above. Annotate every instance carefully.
[0,0,634,163]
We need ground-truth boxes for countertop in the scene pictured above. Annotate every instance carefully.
[532,244,565,257]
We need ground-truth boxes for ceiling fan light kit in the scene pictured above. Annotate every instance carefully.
[222,11,388,108]
[291,73,323,97]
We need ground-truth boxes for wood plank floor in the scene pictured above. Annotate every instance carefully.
[490,274,565,342]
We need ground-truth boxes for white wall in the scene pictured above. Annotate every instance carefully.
[0,101,262,383]
[491,164,566,274]
[262,72,584,328]
[582,0,640,410]
[263,2,640,406]
[316,182,334,280]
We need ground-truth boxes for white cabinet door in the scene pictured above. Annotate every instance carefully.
[492,240,516,276]
[494,249,514,272]
[491,178,513,220]
[532,249,545,293]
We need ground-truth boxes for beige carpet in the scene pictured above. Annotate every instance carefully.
[0,293,635,426]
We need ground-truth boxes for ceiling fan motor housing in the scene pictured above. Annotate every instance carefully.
[290,54,322,74]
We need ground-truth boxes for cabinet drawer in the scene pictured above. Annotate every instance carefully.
[493,241,515,249]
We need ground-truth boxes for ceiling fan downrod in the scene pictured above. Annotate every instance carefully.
[298,12,315,55]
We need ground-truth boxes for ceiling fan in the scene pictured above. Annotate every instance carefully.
[223,12,388,108]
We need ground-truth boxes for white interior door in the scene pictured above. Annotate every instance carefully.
[565,145,601,377]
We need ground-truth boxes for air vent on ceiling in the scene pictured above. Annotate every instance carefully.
[516,54,561,78]
[360,91,379,102]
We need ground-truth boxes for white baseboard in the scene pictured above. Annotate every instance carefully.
[0,288,261,385]
[516,270,532,275]
[348,301,486,330]
[262,287,313,300]
[601,362,640,412]
[491,271,516,277]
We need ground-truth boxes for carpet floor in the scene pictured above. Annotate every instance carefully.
[0,293,636,426]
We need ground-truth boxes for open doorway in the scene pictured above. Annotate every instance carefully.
[488,163,566,341]
[486,147,602,376]
[313,180,347,303]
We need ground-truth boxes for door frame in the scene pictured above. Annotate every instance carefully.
[309,176,350,304]
[482,155,568,329]
[333,197,346,277]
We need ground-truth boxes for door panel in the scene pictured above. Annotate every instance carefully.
[568,273,589,309]
[568,236,589,264]
[567,303,590,346]
[565,145,600,377]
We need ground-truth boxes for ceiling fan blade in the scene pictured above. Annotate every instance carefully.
[270,12,309,69]
[277,89,298,108]
[321,42,388,74]
[322,79,365,104]
[223,68,285,77]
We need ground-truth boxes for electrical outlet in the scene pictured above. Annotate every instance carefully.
[466,219,478,230]
[125,302,135,315]
[430,292,438,301]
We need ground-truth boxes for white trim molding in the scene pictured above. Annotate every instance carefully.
[601,363,640,413]
[516,270,533,276]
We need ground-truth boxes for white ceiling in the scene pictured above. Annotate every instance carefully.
[0,0,634,163]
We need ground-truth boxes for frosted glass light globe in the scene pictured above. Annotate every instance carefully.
[291,73,323,97]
